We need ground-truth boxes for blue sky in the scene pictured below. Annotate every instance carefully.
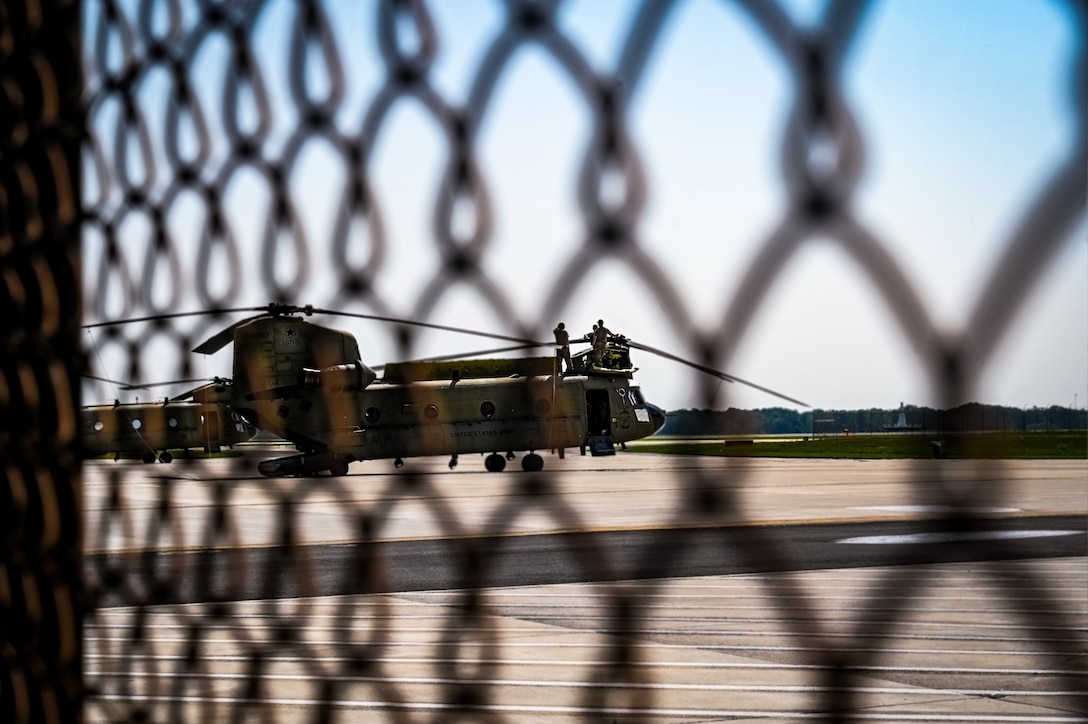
[84,0,1086,412]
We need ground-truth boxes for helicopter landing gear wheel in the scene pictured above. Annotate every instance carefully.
[448,454,458,470]
[485,453,506,473]
[142,452,156,464]
[521,453,544,472]
[393,458,404,469]
[330,457,349,477]
[158,452,173,464]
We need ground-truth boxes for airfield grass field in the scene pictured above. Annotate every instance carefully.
[632,431,1087,460]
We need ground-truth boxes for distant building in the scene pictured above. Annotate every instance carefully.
[884,402,922,432]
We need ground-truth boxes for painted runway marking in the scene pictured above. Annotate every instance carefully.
[837,530,1082,545]
[853,505,1020,514]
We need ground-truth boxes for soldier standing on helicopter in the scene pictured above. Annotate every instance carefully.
[553,322,572,374]
[591,319,613,367]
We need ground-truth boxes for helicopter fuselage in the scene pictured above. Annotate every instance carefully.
[223,316,665,476]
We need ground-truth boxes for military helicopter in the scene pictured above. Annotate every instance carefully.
[86,303,805,476]
[81,378,257,463]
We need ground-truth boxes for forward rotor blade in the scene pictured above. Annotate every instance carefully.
[626,340,809,407]
[370,342,550,371]
[170,378,231,402]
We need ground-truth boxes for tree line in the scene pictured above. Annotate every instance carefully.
[659,403,1088,436]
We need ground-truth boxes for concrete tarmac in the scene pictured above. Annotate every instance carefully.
[84,449,1087,550]
[84,452,1087,722]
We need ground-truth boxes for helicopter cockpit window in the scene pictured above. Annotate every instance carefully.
[480,401,496,418]
[628,388,645,406]
[93,420,104,432]
[365,407,381,424]
[131,418,142,430]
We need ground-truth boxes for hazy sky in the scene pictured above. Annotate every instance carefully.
[84,0,1086,412]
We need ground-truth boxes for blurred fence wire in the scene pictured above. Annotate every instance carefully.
[2,0,1085,721]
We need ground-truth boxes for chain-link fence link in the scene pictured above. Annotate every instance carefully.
[3,0,1086,721]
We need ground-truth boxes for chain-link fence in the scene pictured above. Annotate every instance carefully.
[3,0,1086,721]
[1,0,84,720]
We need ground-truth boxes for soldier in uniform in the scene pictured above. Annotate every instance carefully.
[553,322,572,374]
[592,319,612,367]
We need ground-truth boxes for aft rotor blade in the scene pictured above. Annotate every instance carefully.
[120,377,217,391]
[83,373,123,385]
[84,306,264,329]
[627,340,809,407]
[193,319,257,355]
[309,308,542,346]
[89,302,545,351]
[84,305,271,354]
[191,303,313,353]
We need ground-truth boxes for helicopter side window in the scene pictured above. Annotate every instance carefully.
[131,418,142,430]
[168,417,178,428]
[480,401,496,419]
[93,420,104,432]
[424,404,439,420]
[365,407,381,424]
[535,399,551,416]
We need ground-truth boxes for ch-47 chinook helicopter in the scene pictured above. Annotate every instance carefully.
[167,303,805,477]
[81,378,257,463]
